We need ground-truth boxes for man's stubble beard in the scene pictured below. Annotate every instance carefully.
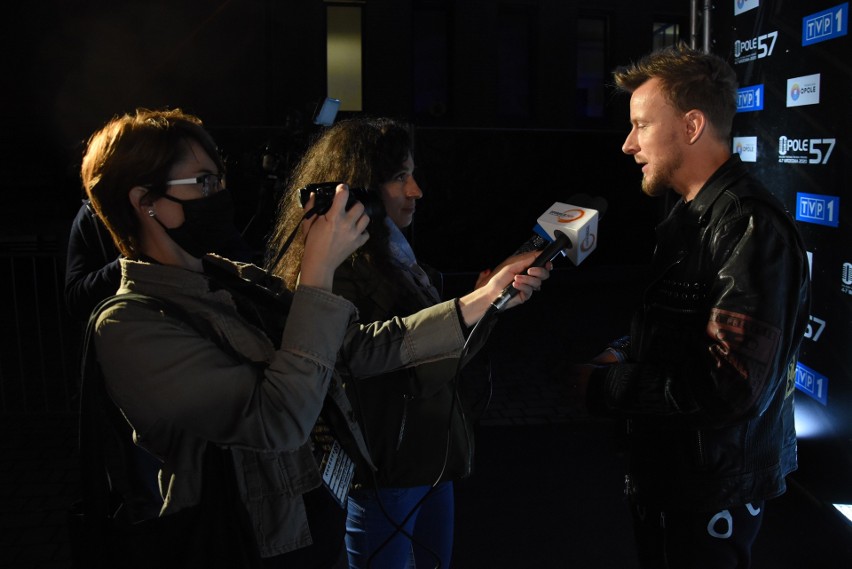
[640,149,683,197]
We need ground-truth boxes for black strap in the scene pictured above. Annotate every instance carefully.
[78,293,237,518]
[76,292,265,568]
[79,293,190,521]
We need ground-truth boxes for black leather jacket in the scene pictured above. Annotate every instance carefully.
[334,256,487,487]
[588,155,810,510]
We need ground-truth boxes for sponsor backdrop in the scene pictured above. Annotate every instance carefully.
[719,2,851,457]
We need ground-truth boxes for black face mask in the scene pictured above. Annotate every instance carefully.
[155,190,245,259]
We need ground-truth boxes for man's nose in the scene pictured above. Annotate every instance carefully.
[622,130,638,155]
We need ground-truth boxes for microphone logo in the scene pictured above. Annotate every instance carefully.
[580,226,596,252]
[536,200,602,266]
[556,208,585,223]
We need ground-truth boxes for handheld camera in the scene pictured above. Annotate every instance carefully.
[298,182,384,220]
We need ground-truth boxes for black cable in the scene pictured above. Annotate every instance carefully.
[265,208,317,272]
[353,245,558,566]
[344,346,442,569]
[359,303,500,569]
[368,251,557,566]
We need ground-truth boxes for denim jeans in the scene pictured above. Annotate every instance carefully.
[345,482,454,569]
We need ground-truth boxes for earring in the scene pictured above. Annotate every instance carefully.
[147,209,156,217]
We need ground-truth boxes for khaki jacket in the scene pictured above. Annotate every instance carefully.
[94,256,468,557]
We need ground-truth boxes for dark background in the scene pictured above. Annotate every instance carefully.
[1,0,683,269]
[1,1,850,566]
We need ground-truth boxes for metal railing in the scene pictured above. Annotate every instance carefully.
[0,240,80,414]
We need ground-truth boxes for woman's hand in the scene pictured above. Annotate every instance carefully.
[458,250,551,327]
[475,251,544,289]
[481,250,552,307]
[299,185,370,290]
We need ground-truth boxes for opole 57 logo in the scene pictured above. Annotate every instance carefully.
[778,136,835,164]
[804,315,826,342]
[734,31,778,64]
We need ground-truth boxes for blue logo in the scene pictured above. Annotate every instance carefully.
[796,192,840,227]
[736,85,764,112]
[735,0,759,16]
[795,362,829,405]
[790,84,800,101]
[803,2,848,46]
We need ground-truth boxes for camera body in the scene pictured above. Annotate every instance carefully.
[299,182,384,220]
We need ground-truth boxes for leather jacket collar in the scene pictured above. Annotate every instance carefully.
[669,155,749,229]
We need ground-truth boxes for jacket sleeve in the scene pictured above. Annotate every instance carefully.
[332,258,476,389]
[702,208,804,418]
[588,204,807,427]
[94,286,355,454]
[339,299,467,379]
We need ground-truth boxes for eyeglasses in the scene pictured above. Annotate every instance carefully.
[164,173,225,198]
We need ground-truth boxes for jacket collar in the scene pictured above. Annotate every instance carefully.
[679,154,748,227]
[119,258,212,297]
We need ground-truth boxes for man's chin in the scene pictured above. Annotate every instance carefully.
[641,177,669,197]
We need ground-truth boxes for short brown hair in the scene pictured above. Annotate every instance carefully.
[613,43,738,140]
[81,108,224,258]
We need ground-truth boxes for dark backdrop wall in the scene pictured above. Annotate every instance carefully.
[410,127,660,272]
[3,0,324,240]
[1,0,684,271]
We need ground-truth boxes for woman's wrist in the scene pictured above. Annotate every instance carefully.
[457,287,492,327]
[296,260,334,291]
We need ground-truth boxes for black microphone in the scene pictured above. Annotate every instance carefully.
[489,196,606,312]
[490,230,572,311]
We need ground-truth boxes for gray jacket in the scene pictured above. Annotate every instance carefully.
[93,256,468,557]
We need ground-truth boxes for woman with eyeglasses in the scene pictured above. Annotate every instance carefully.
[64,125,254,324]
[81,107,549,568]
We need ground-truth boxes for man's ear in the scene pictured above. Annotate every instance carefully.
[684,110,707,145]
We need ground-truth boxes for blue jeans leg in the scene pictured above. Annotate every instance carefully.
[346,482,454,569]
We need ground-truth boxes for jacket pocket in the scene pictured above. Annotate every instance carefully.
[236,446,321,500]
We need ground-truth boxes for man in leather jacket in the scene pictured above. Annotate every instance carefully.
[574,44,810,568]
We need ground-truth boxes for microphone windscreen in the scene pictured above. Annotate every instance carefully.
[533,201,600,265]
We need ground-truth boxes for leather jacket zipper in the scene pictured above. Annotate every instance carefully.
[457,390,473,476]
[696,429,706,468]
[643,250,687,304]
[396,394,413,450]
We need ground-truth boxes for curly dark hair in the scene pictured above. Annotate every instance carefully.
[266,117,413,289]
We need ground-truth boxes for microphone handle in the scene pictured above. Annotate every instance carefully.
[513,233,550,255]
[490,230,570,311]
